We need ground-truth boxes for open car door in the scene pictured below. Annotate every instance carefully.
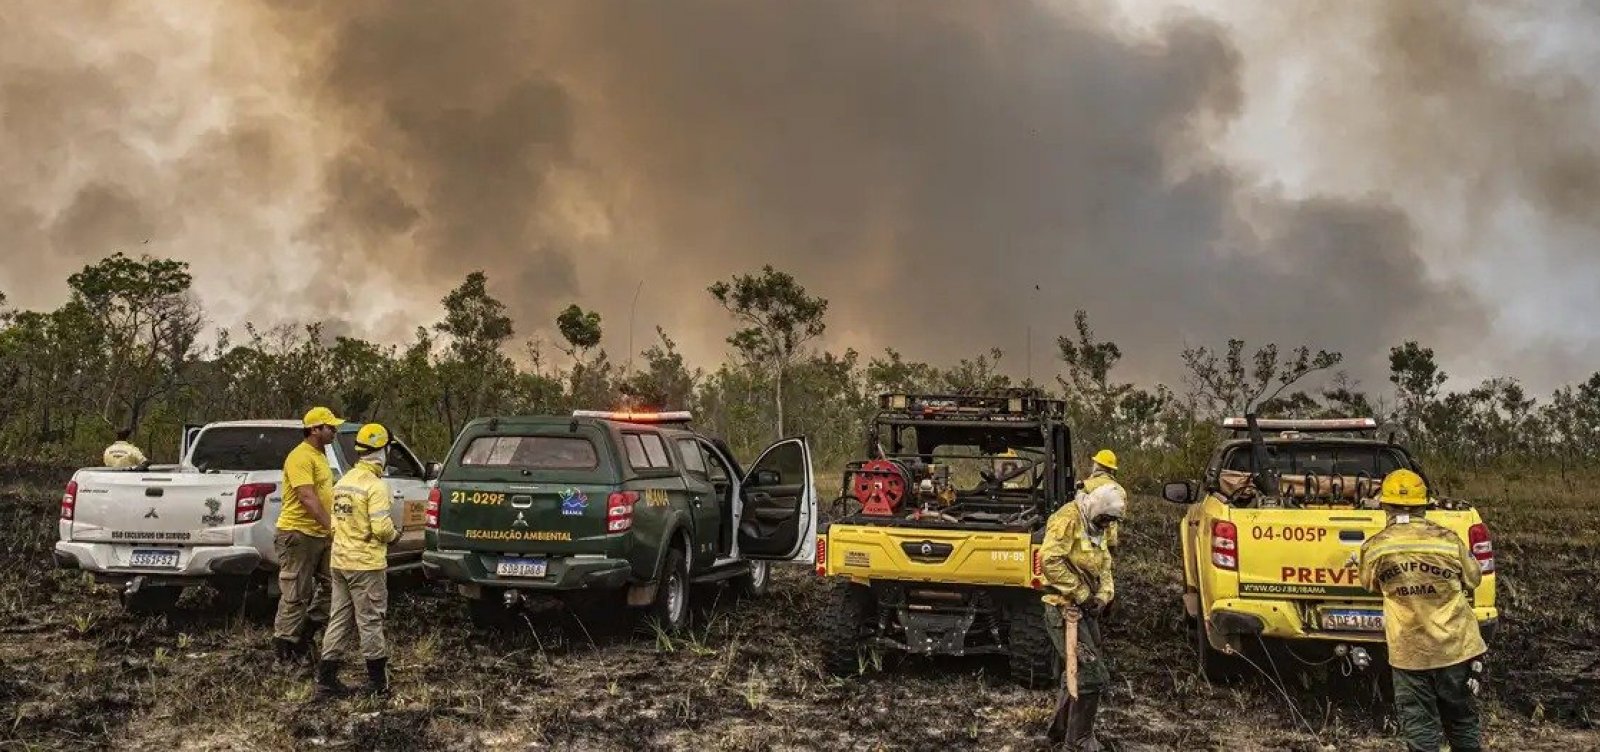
[737,437,817,564]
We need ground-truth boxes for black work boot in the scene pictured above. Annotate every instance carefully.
[1065,689,1103,751]
[364,658,389,698]
[273,637,300,663]
[298,619,327,663]
[315,659,347,698]
[1046,691,1073,745]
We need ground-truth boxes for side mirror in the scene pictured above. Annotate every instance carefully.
[754,469,781,486]
[1162,481,1196,504]
[424,462,443,482]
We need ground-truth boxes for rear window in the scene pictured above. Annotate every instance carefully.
[622,433,673,470]
[1223,445,1407,477]
[461,436,599,470]
[189,427,305,471]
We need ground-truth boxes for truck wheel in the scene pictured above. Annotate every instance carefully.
[733,560,770,599]
[646,548,690,635]
[122,586,181,615]
[1005,599,1060,689]
[1194,618,1246,684]
[819,580,874,677]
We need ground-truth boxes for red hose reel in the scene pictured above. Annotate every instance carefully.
[853,459,909,516]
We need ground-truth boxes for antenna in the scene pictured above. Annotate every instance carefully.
[626,279,643,377]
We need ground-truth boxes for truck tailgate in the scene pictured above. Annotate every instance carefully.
[826,524,1034,586]
[70,471,254,546]
[1232,509,1382,599]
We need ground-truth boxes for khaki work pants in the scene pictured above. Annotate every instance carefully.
[272,531,332,642]
[321,568,389,661]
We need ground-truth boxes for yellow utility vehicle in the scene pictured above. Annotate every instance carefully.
[1164,416,1498,682]
[816,390,1073,688]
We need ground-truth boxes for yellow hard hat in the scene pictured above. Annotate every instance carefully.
[1091,449,1118,471]
[1379,469,1428,506]
[302,406,345,429]
[354,423,391,453]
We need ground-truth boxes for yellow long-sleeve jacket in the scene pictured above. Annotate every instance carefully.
[1358,515,1487,670]
[1040,500,1115,607]
[329,461,398,571]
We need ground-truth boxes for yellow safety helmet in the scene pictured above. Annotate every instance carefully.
[302,406,345,429]
[354,423,391,453]
[1378,469,1429,506]
[1091,449,1118,471]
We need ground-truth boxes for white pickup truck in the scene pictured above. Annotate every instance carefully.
[55,420,440,613]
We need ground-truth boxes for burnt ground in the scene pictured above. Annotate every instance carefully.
[3,470,1597,751]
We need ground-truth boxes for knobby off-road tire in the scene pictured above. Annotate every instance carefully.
[1194,618,1246,685]
[819,580,875,677]
[1005,598,1060,689]
[645,547,691,636]
[733,560,770,599]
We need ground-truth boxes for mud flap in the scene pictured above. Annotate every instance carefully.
[627,582,658,607]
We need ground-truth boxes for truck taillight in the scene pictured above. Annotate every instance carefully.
[425,487,441,529]
[1031,548,1043,589]
[61,481,77,521]
[815,537,827,576]
[235,483,275,524]
[1211,520,1238,571]
[607,491,638,533]
[1468,523,1494,574]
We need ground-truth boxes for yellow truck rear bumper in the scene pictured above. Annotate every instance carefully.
[822,524,1037,588]
[1206,598,1500,645]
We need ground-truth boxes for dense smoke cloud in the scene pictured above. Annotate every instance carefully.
[1,1,1595,391]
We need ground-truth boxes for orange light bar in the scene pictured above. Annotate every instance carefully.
[572,409,693,423]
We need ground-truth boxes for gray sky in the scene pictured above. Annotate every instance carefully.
[1,1,1596,395]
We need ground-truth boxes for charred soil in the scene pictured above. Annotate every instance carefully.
[3,472,1596,751]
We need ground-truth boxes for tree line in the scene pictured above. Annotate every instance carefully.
[3,253,1595,492]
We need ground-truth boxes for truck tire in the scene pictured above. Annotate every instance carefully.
[645,547,690,635]
[1194,618,1246,684]
[819,580,874,677]
[733,560,770,599]
[122,586,181,615]
[1005,599,1060,689]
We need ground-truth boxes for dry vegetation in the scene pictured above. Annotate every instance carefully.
[3,467,1597,751]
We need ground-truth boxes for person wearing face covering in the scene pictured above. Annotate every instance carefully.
[316,423,400,698]
[1040,482,1127,750]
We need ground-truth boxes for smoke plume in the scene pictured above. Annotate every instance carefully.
[2,1,1597,391]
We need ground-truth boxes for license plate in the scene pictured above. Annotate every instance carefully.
[495,557,547,578]
[129,549,180,568]
[1323,610,1383,631]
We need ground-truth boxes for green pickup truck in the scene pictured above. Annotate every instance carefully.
[422,410,819,632]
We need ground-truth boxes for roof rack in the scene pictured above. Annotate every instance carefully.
[877,391,1065,422]
[1221,417,1377,436]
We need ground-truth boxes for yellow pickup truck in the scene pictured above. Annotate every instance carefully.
[816,391,1072,688]
[1164,417,1497,682]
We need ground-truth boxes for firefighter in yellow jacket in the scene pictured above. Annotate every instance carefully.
[316,423,400,698]
[1079,449,1122,550]
[1359,469,1487,752]
[1040,482,1126,750]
